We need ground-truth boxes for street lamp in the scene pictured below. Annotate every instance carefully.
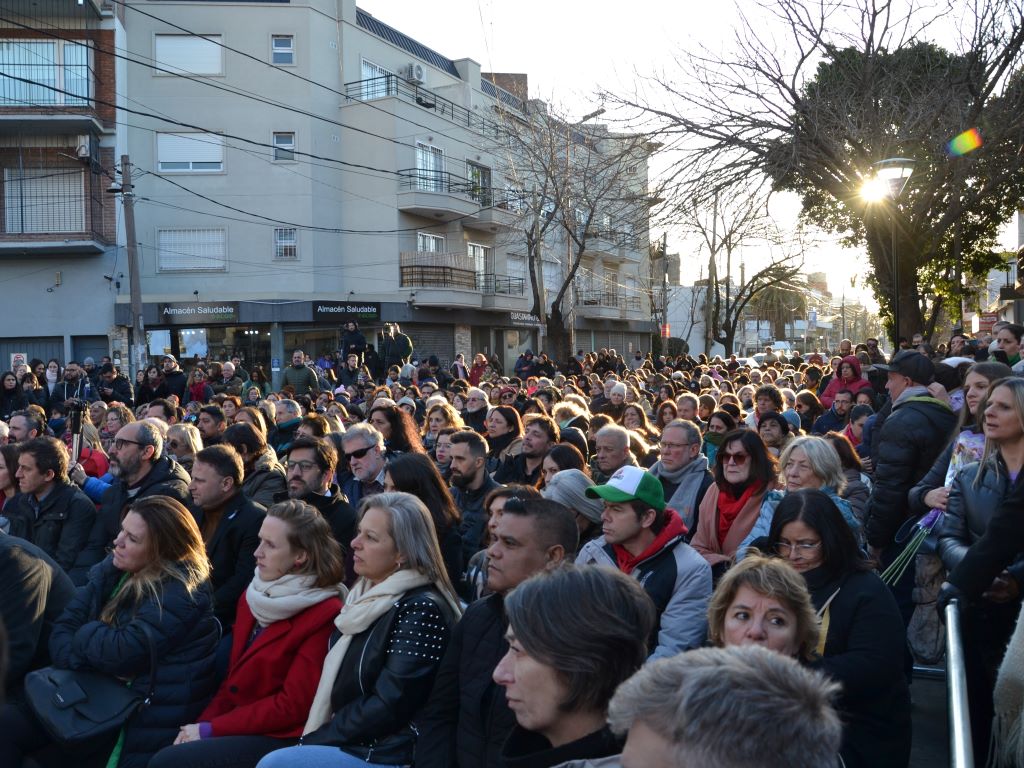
[862,157,915,347]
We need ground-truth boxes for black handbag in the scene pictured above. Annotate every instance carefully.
[24,623,157,746]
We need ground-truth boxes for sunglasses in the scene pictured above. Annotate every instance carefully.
[723,450,749,466]
[344,444,374,460]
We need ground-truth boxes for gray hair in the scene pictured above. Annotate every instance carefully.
[135,420,165,460]
[662,418,702,449]
[342,422,384,451]
[610,382,627,397]
[607,645,842,768]
[779,436,846,493]
[542,469,602,524]
[358,491,458,603]
[466,387,488,402]
[677,392,699,408]
[167,423,203,456]
[595,423,629,450]
[0,421,9,441]
[277,399,301,419]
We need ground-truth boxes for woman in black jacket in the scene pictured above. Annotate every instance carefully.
[0,370,28,420]
[0,495,219,768]
[766,489,911,768]
[938,375,1024,757]
[257,491,461,768]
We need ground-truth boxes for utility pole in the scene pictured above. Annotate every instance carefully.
[704,191,718,357]
[121,155,146,379]
[661,232,668,355]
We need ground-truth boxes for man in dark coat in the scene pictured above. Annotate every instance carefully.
[0,532,75,697]
[161,355,189,402]
[414,498,578,768]
[96,362,134,407]
[72,420,192,583]
[448,431,502,566]
[188,445,264,631]
[7,436,95,574]
[341,321,367,364]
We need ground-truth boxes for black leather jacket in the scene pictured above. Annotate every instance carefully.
[939,455,1024,588]
[301,585,458,764]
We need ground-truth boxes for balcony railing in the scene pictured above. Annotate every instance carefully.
[399,168,473,195]
[585,227,641,250]
[0,41,92,107]
[479,273,525,296]
[344,76,520,138]
[400,250,477,289]
[578,291,642,311]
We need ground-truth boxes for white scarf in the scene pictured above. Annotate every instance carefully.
[302,569,461,735]
[245,569,346,628]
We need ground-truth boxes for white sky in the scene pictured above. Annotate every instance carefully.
[358,0,1019,311]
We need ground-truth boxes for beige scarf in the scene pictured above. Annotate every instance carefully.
[991,609,1024,767]
[245,569,346,629]
[302,569,460,735]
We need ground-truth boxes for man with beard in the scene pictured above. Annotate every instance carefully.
[279,436,357,582]
[462,387,489,434]
[48,361,94,405]
[448,430,501,565]
[70,420,191,583]
[337,423,388,508]
[494,414,558,486]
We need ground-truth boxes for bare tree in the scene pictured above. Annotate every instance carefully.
[498,102,658,362]
[607,0,1024,344]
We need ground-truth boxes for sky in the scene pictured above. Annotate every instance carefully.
[357,0,1019,311]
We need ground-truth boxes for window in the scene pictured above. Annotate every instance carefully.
[466,162,492,207]
[416,142,444,192]
[157,228,226,272]
[361,59,395,99]
[468,242,491,275]
[154,35,223,76]
[0,40,90,106]
[273,132,295,162]
[417,232,445,253]
[271,35,294,66]
[3,167,84,233]
[157,133,224,172]
[274,228,297,260]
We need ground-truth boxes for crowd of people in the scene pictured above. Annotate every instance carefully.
[3,320,1024,767]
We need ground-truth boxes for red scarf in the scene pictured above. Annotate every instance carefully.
[843,422,862,448]
[613,509,686,574]
[717,483,761,546]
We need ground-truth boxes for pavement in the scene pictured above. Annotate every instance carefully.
[910,671,950,767]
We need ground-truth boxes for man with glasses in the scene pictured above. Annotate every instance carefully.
[462,387,489,434]
[648,420,713,538]
[338,423,388,508]
[70,420,191,583]
[7,436,95,576]
[49,361,95,405]
[812,389,853,435]
[281,436,357,579]
[578,465,711,658]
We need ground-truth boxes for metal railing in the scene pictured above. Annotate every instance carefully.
[585,227,641,250]
[397,168,517,213]
[478,273,525,296]
[946,599,974,768]
[578,291,642,311]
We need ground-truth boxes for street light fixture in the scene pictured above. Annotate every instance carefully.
[862,157,915,347]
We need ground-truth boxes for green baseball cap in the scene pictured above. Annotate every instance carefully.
[585,465,666,512]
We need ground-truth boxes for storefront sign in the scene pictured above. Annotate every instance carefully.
[157,302,239,325]
[975,312,999,333]
[313,301,381,322]
[508,311,544,328]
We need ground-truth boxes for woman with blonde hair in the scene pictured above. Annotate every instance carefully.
[257,492,461,768]
[149,500,346,768]
[167,422,204,476]
[100,402,135,453]
[422,402,463,453]
[0,496,219,767]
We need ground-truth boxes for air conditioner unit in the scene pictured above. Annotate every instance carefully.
[76,134,91,160]
[405,62,425,84]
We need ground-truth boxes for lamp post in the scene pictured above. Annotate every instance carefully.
[865,158,915,347]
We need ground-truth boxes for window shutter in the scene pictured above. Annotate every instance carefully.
[155,35,223,75]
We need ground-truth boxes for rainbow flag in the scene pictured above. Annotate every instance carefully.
[947,128,983,156]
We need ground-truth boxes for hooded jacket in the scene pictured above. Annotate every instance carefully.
[819,355,872,409]
[577,509,711,659]
[242,448,287,507]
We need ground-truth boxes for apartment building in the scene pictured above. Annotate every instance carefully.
[0,0,119,365]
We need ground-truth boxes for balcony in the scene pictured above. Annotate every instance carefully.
[584,227,642,256]
[0,42,102,135]
[400,250,477,290]
[397,169,480,221]
[479,273,525,296]
[577,291,645,320]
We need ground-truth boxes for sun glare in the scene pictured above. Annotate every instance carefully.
[860,177,890,202]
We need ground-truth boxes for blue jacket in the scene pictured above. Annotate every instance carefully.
[738,488,860,559]
[811,406,847,435]
[49,558,220,768]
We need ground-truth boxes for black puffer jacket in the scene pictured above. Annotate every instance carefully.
[6,480,96,574]
[864,395,956,549]
[414,593,515,768]
[301,585,458,764]
[49,557,219,768]
[939,456,1024,586]
[71,456,192,583]
[241,449,287,508]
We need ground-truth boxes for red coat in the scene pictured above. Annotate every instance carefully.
[819,355,872,408]
[199,591,342,738]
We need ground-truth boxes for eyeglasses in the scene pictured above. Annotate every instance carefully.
[722,450,749,466]
[167,439,180,449]
[776,541,822,556]
[113,438,144,450]
[660,441,690,451]
[344,444,374,460]
[287,459,318,473]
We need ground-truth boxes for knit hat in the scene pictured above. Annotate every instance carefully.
[781,409,802,433]
[543,469,603,524]
[585,465,666,512]
[397,396,416,411]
